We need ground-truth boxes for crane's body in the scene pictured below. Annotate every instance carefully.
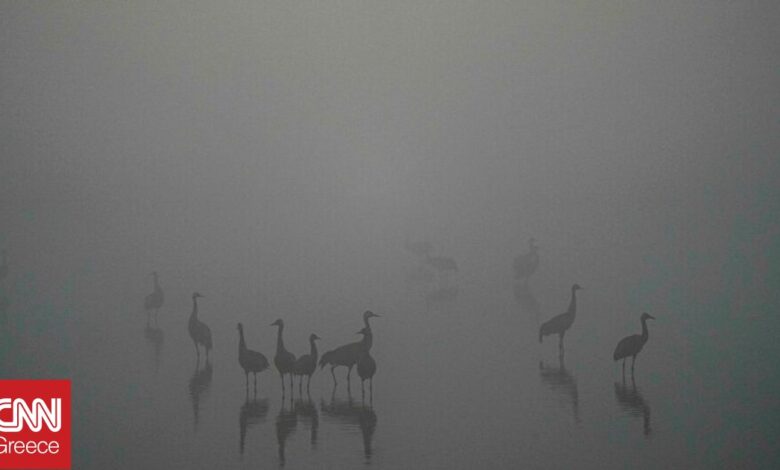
[293,334,321,394]
[539,284,582,354]
[238,323,269,389]
[356,327,376,401]
[271,319,296,394]
[613,313,655,376]
[319,311,380,387]
[188,292,212,360]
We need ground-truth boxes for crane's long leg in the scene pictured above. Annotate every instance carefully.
[631,355,636,375]
[622,359,626,379]
[347,365,353,389]
[290,374,294,396]
[370,378,373,405]
[193,339,200,360]
[298,375,303,395]
[361,380,365,401]
[280,372,285,394]
[307,375,311,395]
[331,366,337,386]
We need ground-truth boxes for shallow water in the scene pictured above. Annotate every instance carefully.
[1,265,776,470]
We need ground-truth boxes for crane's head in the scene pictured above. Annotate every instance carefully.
[363,310,381,320]
[641,312,655,321]
[309,333,321,341]
[572,284,582,291]
[270,319,284,327]
[192,292,204,299]
[356,327,370,336]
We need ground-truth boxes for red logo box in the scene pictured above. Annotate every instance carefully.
[0,380,70,469]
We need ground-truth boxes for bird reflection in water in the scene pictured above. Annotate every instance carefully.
[143,324,164,373]
[239,391,268,457]
[320,392,378,463]
[188,359,212,432]
[539,356,580,424]
[614,376,652,437]
[276,394,297,467]
[294,394,319,449]
[513,281,540,324]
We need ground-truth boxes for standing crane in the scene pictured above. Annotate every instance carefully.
[188,292,212,361]
[513,237,540,282]
[539,284,582,356]
[293,333,321,395]
[271,319,296,395]
[613,312,655,376]
[319,311,380,388]
[238,323,270,391]
[144,271,164,325]
[356,327,376,403]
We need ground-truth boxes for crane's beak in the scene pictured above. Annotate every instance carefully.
[648,314,656,320]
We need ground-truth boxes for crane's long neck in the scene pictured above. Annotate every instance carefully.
[567,289,577,316]
[276,325,285,352]
[190,297,198,322]
[641,318,649,341]
[364,316,372,330]
[309,338,318,360]
[362,331,373,351]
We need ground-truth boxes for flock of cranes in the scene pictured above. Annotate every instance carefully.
[137,235,656,417]
[140,266,382,401]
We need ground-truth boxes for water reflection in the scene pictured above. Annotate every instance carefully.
[539,357,580,424]
[143,325,164,373]
[320,394,378,463]
[295,395,319,449]
[513,282,540,323]
[614,377,652,437]
[276,395,298,467]
[239,393,269,457]
[188,359,212,432]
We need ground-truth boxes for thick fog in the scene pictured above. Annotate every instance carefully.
[1,2,778,469]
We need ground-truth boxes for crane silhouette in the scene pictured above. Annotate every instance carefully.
[539,284,582,356]
[319,311,380,388]
[271,319,296,395]
[188,292,212,361]
[613,312,655,376]
[293,333,320,395]
[513,237,540,282]
[238,323,270,392]
[144,271,164,325]
[356,327,376,403]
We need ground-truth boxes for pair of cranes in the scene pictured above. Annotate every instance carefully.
[238,311,380,398]
[514,238,655,375]
[538,283,656,375]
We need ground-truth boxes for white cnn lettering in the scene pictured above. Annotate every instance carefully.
[0,398,61,432]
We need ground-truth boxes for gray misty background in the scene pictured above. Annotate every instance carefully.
[0,1,778,469]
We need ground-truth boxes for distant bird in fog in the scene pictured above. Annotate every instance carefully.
[238,323,270,390]
[319,311,380,387]
[404,237,433,258]
[356,327,376,402]
[293,333,321,394]
[513,238,540,282]
[0,250,8,281]
[271,319,297,394]
[144,271,164,324]
[539,284,582,355]
[613,313,655,376]
[425,253,458,272]
[188,292,212,360]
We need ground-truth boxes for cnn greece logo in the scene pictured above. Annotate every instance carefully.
[0,380,70,469]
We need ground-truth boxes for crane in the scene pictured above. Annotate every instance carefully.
[319,311,380,388]
[144,271,164,325]
[238,323,270,391]
[293,333,321,395]
[356,327,376,403]
[613,312,655,376]
[188,292,212,361]
[539,284,582,356]
[271,319,297,395]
